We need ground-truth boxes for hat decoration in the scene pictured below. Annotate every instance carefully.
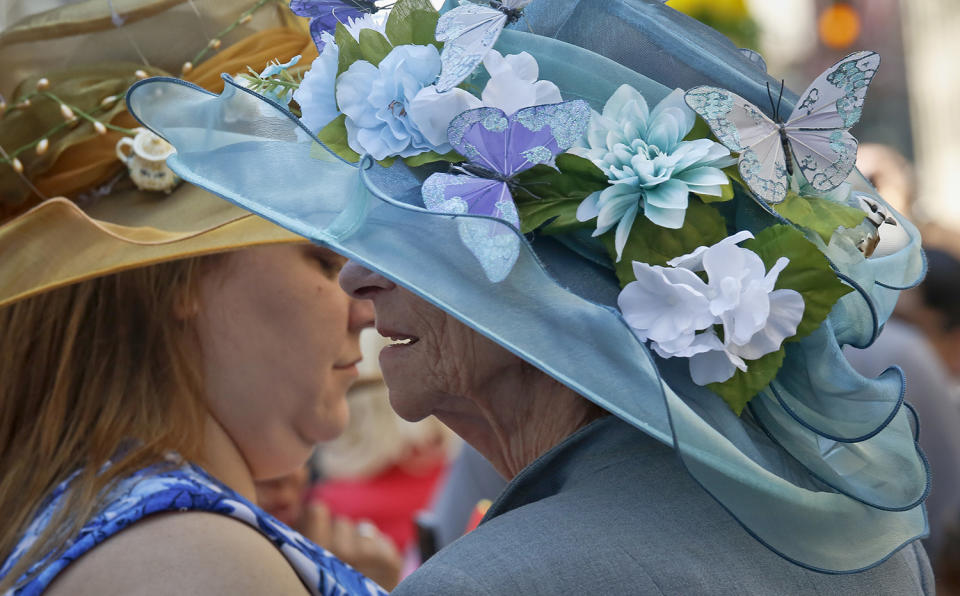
[240,0,877,415]
[127,0,928,572]
[0,0,316,309]
[0,0,289,213]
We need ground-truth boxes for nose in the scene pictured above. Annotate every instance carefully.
[339,260,396,300]
[348,296,375,332]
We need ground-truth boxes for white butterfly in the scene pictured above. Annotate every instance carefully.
[434,0,533,93]
[684,51,880,204]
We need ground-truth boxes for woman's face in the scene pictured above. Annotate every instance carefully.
[195,245,373,479]
[338,262,518,422]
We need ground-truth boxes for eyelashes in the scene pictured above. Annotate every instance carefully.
[305,246,347,278]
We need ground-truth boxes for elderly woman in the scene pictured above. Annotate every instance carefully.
[129,0,933,592]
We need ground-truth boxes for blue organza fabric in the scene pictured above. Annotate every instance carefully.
[126,0,928,573]
[0,459,385,595]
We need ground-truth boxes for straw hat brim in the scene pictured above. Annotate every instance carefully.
[0,183,304,308]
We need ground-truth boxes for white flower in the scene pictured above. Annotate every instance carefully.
[618,233,805,386]
[407,50,561,153]
[480,50,562,116]
[342,12,387,41]
[294,31,340,134]
[408,86,481,149]
[618,263,716,359]
[688,237,805,384]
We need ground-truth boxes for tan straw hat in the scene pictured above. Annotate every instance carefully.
[0,0,318,308]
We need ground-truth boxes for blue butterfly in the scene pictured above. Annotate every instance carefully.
[289,0,380,51]
[421,100,590,282]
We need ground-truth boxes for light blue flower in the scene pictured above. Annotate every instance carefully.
[293,32,340,134]
[575,85,734,260]
[336,44,443,161]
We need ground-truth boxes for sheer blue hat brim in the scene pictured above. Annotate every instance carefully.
[126,0,928,574]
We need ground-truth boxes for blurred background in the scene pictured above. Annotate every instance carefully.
[666,0,960,247]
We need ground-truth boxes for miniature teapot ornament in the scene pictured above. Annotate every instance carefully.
[115,128,179,192]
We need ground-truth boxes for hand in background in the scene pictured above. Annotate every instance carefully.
[301,503,404,590]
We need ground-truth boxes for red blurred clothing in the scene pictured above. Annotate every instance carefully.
[309,460,447,552]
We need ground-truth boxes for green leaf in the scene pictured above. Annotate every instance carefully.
[604,198,728,288]
[377,156,397,168]
[707,347,786,415]
[517,199,591,235]
[683,114,714,143]
[336,23,364,76]
[385,0,440,47]
[743,224,853,339]
[514,154,607,200]
[696,179,734,203]
[316,115,361,163]
[773,191,867,243]
[358,29,393,67]
[403,149,463,167]
[512,154,609,234]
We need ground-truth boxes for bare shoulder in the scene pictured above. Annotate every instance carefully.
[46,511,309,596]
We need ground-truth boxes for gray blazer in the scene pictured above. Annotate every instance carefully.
[394,416,932,595]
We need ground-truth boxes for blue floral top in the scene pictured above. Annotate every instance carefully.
[0,456,387,596]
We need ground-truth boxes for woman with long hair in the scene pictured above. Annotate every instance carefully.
[0,2,397,593]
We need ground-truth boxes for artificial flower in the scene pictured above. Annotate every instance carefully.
[687,235,804,384]
[619,232,805,386]
[342,11,388,41]
[293,32,339,134]
[407,50,561,151]
[336,44,443,160]
[480,50,562,115]
[407,86,481,149]
[618,263,717,359]
[290,1,383,52]
[574,85,734,260]
[294,13,389,135]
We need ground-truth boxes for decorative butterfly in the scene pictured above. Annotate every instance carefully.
[684,50,880,204]
[434,0,534,93]
[288,0,379,51]
[421,100,590,282]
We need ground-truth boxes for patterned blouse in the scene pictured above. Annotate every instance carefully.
[0,457,387,596]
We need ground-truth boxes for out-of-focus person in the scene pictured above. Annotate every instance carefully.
[846,247,960,591]
[311,375,456,556]
[255,464,404,590]
[856,143,915,220]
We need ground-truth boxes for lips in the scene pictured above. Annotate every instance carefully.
[378,327,420,347]
[333,356,362,369]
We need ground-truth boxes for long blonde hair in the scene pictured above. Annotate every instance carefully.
[0,256,216,591]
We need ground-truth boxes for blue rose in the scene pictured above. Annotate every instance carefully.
[293,32,339,134]
[336,44,442,161]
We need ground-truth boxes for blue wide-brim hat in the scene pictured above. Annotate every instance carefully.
[127,0,928,573]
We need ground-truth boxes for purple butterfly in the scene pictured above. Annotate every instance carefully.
[421,101,590,282]
[289,0,379,52]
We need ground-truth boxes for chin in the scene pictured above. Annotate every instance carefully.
[385,387,432,423]
[251,450,312,482]
[303,408,350,444]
